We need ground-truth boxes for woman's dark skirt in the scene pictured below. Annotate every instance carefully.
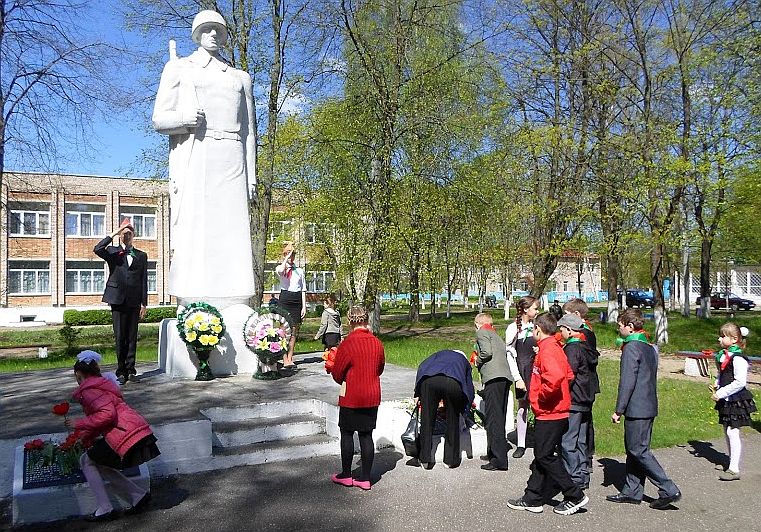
[279,290,304,326]
[338,406,379,432]
[716,398,757,428]
[88,434,161,470]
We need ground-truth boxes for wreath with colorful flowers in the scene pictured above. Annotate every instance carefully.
[243,307,293,365]
[176,302,226,352]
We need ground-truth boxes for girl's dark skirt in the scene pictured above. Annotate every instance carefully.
[88,434,161,470]
[716,398,757,428]
[279,290,304,326]
[338,406,379,432]
[322,332,341,348]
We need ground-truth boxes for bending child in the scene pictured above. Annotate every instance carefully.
[66,350,160,521]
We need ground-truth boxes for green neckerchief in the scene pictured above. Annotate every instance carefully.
[623,331,649,344]
[615,331,649,348]
[715,344,743,365]
[564,337,581,344]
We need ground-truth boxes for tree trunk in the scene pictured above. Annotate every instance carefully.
[408,250,420,322]
[699,237,713,319]
[606,254,621,324]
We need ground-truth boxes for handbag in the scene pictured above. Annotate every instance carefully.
[401,403,421,457]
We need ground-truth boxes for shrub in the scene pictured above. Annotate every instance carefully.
[58,324,80,356]
[64,306,177,326]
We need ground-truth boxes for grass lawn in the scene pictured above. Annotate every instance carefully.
[2,309,760,456]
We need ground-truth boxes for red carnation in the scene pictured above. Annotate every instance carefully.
[52,402,70,416]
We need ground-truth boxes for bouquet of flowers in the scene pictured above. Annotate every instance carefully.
[177,302,225,352]
[25,432,85,476]
[243,310,292,365]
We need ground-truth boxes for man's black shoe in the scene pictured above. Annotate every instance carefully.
[512,447,526,459]
[117,375,128,385]
[481,462,508,471]
[650,491,681,510]
[606,493,641,505]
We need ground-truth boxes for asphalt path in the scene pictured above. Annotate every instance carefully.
[4,431,760,531]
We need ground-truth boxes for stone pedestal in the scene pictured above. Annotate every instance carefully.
[12,446,150,525]
[158,304,258,378]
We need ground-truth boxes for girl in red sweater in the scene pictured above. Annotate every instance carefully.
[65,351,160,521]
[330,306,385,490]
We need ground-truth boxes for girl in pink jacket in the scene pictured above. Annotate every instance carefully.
[65,351,160,521]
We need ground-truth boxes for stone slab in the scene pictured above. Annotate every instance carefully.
[12,446,150,526]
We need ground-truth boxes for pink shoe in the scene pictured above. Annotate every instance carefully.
[331,474,353,487]
[353,479,372,490]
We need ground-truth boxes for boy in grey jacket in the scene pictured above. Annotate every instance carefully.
[475,313,522,471]
[607,308,681,509]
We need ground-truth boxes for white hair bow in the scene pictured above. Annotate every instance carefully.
[76,350,102,364]
[740,326,750,338]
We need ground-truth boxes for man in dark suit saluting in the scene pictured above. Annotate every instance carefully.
[606,308,681,510]
[94,218,148,385]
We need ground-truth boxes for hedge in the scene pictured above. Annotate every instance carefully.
[64,306,178,326]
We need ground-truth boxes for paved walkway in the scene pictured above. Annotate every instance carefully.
[1,353,760,530]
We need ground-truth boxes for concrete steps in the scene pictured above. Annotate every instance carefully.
[201,401,339,470]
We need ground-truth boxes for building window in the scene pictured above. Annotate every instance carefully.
[65,204,105,237]
[563,280,568,292]
[65,261,105,294]
[268,220,293,242]
[120,207,156,239]
[147,261,157,293]
[264,267,281,292]
[304,223,334,245]
[9,202,50,236]
[8,261,50,294]
[306,271,335,293]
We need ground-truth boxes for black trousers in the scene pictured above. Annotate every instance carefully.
[482,378,510,469]
[111,305,140,377]
[523,418,584,505]
[419,375,466,467]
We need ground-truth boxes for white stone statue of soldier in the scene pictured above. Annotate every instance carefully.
[152,10,256,310]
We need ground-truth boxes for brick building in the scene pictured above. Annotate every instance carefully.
[1,172,170,323]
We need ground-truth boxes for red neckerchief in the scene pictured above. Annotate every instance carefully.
[285,263,294,279]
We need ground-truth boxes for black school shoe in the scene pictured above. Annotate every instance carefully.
[512,447,526,459]
[606,493,641,505]
[480,462,508,471]
[649,491,681,510]
[124,492,152,515]
[85,510,117,522]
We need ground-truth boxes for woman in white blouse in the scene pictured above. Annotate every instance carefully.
[275,242,307,369]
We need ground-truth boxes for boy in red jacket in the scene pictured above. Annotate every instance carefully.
[507,313,589,516]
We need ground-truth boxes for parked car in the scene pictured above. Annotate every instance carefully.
[694,292,756,311]
[626,290,654,308]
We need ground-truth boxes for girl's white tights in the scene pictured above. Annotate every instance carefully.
[80,454,146,515]
[725,426,742,473]
[516,403,528,448]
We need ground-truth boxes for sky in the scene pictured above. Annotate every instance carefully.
[5,2,311,179]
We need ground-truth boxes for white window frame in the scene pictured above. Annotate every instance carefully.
[562,280,569,292]
[9,209,50,237]
[147,262,158,294]
[65,263,106,295]
[65,206,106,238]
[306,271,335,293]
[8,262,51,295]
[268,220,293,243]
[120,211,157,239]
